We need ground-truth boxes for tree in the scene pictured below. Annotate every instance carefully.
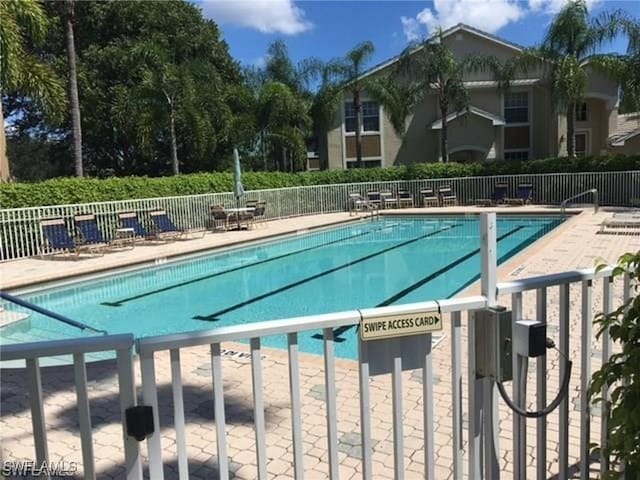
[64,0,83,176]
[527,1,632,157]
[0,0,65,181]
[245,40,319,171]
[393,30,470,163]
[256,81,311,172]
[323,42,377,168]
[4,0,244,178]
[592,19,640,114]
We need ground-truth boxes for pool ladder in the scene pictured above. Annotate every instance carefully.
[370,205,380,221]
[560,189,598,218]
[0,291,107,335]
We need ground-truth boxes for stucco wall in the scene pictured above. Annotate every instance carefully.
[584,65,618,100]
[575,98,608,155]
[447,115,496,158]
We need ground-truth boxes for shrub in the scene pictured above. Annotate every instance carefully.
[590,253,640,479]
[1,154,638,208]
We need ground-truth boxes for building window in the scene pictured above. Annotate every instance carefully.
[504,150,529,161]
[504,92,529,124]
[346,159,382,169]
[344,101,380,133]
[576,102,587,122]
[575,132,588,157]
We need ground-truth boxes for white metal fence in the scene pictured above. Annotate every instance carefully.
[0,334,142,479]
[0,214,632,479]
[1,170,638,261]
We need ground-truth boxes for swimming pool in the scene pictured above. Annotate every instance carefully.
[2,215,563,359]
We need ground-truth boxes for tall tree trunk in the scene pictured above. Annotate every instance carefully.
[168,104,179,175]
[65,0,83,177]
[440,102,448,163]
[280,146,286,172]
[566,103,576,158]
[0,101,9,182]
[261,131,267,170]
[353,90,363,168]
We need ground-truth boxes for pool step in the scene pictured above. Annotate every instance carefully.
[0,308,30,328]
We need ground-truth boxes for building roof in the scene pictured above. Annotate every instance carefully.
[431,106,506,129]
[609,113,640,146]
[463,79,540,89]
[357,23,526,82]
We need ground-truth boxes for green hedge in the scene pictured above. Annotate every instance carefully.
[2,154,639,208]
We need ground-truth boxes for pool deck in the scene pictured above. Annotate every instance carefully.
[2,206,640,479]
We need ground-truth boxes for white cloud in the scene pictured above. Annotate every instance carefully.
[401,0,605,42]
[200,0,312,35]
[401,0,525,40]
[529,0,600,14]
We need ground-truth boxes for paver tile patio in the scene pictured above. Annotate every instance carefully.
[1,207,638,478]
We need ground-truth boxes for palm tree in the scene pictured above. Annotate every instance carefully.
[257,81,311,172]
[528,1,632,157]
[254,40,319,171]
[115,43,216,175]
[591,19,640,114]
[64,0,83,176]
[323,42,377,168]
[0,0,65,181]
[393,30,470,163]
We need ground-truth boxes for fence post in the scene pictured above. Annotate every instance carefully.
[474,213,500,479]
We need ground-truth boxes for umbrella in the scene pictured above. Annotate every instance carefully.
[232,148,245,229]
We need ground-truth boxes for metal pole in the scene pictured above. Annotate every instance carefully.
[478,213,500,479]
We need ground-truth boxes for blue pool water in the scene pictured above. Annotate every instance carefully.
[1,216,562,358]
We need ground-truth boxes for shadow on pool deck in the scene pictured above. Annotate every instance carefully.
[1,359,276,432]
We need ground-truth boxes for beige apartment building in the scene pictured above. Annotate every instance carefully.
[318,23,638,170]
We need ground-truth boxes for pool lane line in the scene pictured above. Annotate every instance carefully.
[445,225,550,300]
[193,223,459,321]
[376,225,525,306]
[100,222,400,307]
[318,225,526,341]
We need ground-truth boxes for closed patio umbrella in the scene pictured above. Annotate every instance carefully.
[233,148,245,229]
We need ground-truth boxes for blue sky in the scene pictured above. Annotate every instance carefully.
[198,0,638,69]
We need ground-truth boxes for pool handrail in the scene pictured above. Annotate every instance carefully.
[0,291,108,335]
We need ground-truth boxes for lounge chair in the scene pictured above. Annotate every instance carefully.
[421,188,439,207]
[348,193,375,215]
[439,186,457,206]
[600,212,640,233]
[245,199,259,209]
[149,209,204,239]
[74,213,134,250]
[118,211,155,240]
[476,183,509,207]
[398,190,414,208]
[210,205,229,231]
[505,184,533,205]
[380,191,398,209]
[367,191,382,209]
[40,217,103,257]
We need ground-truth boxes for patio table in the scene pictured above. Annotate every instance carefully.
[226,207,255,230]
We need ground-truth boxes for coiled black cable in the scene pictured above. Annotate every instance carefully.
[496,340,572,419]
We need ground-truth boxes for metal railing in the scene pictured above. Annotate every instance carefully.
[0,291,107,335]
[560,188,599,216]
[0,214,632,479]
[1,170,638,261]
